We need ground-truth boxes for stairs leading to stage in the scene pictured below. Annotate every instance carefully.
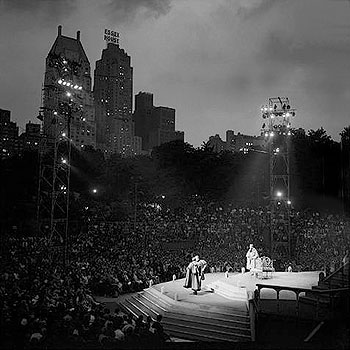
[206,279,248,302]
[117,286,252,342]
[298,263,349,320]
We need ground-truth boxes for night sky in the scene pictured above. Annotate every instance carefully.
[0,0,349,146]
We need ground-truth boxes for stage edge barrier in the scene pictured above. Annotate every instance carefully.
[255,283,349,320]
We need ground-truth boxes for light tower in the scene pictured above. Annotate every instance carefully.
[261,97,296,261]
[37,54,86,264]
[37,26,95,265]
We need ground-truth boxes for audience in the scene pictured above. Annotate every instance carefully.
[1,196,349,348]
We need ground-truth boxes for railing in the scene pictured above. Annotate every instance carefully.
[323,262,349,288]
[255,283,349,320]
[248,298,257,341]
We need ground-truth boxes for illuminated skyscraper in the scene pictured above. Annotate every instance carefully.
[0,108,19,158]
[42,25,96,149]
[94,43,141,156]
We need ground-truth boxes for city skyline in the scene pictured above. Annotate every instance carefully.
[0,0,349,147]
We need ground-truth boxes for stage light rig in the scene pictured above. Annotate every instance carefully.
[261,97,296,261]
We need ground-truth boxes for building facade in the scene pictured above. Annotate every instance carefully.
[42,25,96,149]
[19,121,41,153]
[94,43,141,157]
[0,109,19,158]
[133,92,184,152]
[226,130,265,153]
[133,92,153,150]
[206,130,266,153]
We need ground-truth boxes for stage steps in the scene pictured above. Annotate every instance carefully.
[206,279,248,303]
[117,286,252,342]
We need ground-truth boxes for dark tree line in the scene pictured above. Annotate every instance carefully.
[1,126,349,236]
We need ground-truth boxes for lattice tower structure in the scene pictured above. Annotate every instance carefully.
[37,53,88,265]
[261,97,296,261]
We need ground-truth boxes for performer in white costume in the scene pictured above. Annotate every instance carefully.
[246,244,259,273]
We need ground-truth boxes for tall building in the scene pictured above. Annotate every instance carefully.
[94,43,141,156]
[0,108,19,158]
[19,121,41,153]
[133,92,153,150]
[42,25,96,149]
[133,92,184,152]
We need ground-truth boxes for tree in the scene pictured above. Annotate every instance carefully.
[340,126,350,216]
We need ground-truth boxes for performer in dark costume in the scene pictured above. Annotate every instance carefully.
[183,255,207,295]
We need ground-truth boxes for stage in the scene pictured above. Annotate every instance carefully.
[153,271,320,303]
[97,271,321,342]
[98,270,320,312]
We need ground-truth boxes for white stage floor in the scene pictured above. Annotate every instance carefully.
[97,271,320,312]
[153,271,320,302]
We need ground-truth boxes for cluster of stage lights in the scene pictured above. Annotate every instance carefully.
[60,184,67,195]
[264,130,291,138]
[261,103,295,114]
[261,103,294,138]
[261,110,294,119]
[276,191,292,205]
[57,79,83,90]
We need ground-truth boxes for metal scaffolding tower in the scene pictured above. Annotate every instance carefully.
[37,54,81,265]
[261,97,296,261]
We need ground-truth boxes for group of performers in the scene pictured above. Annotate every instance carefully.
[183,244,259,295]
[183,255,207,295]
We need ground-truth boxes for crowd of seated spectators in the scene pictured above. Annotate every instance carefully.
[1,196,349,348]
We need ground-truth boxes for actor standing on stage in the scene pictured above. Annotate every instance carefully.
[246,244,259,274]
[183,255,207,295]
